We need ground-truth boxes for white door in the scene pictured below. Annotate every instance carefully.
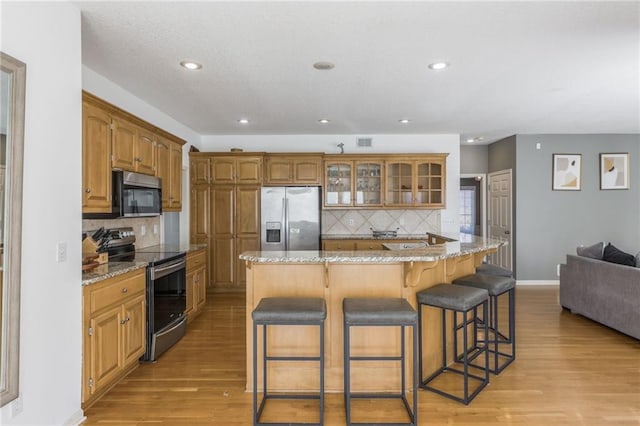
[488,169,513,271]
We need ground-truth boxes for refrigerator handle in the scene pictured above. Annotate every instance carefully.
[284,198,290,250]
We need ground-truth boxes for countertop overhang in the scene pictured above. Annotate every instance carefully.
[240,234,503,264]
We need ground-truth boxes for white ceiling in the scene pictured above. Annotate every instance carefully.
[76,1,640,144]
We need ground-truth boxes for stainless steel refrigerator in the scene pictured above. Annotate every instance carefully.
[261,186,320,251]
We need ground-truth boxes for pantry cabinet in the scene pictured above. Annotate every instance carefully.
[264,154,323,185]
[82,268,146,408]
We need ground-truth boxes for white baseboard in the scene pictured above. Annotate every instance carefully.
[64,409,86,426]
[516,280,559,286]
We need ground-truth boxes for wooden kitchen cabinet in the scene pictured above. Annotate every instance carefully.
[82,102,112,213]
[82,92,185,215]
[112,118,156,174]
[210,184,260,291]
[82,268,146,408]
[322,240,356,250]
[190,156,210,184]
[385,155,447,208]
[186,248,207,321]
[324,156,384,208]
[210,155,262,184]
[264,154,323,185]
[157,135,183,211]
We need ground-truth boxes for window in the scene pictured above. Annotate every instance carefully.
[459,186,476,234]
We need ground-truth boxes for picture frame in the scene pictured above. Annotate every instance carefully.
[600,153,629,190]
[552,153,582,191]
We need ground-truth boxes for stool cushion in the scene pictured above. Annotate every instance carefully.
[252,297,327,323]
[453,273,515,296]
[343,298,417,326]
[417,284,488,311]
[476,263,513,277]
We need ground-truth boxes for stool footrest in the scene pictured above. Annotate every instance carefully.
[349,355,403,361]
[265,355,321,362]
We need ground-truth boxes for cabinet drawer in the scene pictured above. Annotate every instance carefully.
[87,269,146,314]
[187,249,206,272]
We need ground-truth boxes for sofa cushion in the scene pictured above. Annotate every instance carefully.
[576,241,605,259]
[602,243,636,267]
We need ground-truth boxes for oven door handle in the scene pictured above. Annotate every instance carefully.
[150,257,186,280]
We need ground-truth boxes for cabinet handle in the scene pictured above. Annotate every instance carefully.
[85,188,91,193]
[121,287,128,293]
[120,317,130,325]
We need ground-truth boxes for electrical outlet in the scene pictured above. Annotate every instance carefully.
[348,218,355,226]
[556,264,561,277]
[536,142,541,150]
[140,225,146,236]
[56,242,67,263]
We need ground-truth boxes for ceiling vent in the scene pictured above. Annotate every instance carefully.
[356,137,372,148]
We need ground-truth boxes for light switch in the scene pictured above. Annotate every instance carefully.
[56,242,67,262]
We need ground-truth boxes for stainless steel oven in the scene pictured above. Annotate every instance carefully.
[140,252,187,362]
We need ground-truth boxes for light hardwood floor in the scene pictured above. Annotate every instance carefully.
[83,286,640,425]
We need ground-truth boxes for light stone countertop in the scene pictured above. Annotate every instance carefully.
[240,234,503,264]
[82,262,148,286]
[321,232,459,242]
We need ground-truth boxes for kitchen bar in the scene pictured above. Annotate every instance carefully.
[239,234,503,393]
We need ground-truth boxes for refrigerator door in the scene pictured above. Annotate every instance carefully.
[285,187,320,250]
[261,187,286,251]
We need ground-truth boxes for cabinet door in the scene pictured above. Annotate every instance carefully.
[211,186,235,289]
[136,127,156,175]
[211,157,236,183]
[236,236,259,289]
[190,157,210,184]
[190,184,209,242]
[156,138,171,209]
[236,157,262,184]
[82,103,112,212]
[185,269,195,319]
[89,305,122,396]
[265,157,293,184]
[322,240,356,250]
[169,142,182,210]
[195,267,207,310]
[385,161,414,205]
[293,158,322,184]
[325,162,353,206]
[355,240,384,250]
[111,117,137,171]
[416,160,445,207]
[354,161,383,206]
[236,186,260,237]
[122,294,146,366]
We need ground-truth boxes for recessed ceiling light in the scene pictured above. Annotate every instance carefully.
[313,61,335,70]
[466,136,484,143]
[399,119,411,124]
[180,60,202,70]
[237,118,250,125]
[318,119,331,124]
[428,62,449,70]
[466,138,476,143]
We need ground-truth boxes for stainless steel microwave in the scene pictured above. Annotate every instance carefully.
[82,171,162,219]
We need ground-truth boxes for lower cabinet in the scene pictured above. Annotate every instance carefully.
[186,248,207,321]
[82,268,146,408]
[322,239,424,251]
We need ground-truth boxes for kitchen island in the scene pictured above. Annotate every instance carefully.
[240,234,503,393]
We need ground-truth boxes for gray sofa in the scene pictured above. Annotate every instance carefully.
[559,254,640,340]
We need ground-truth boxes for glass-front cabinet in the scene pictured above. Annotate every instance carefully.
[324,158,384,207]
[385,155,447,208]
[325,162,353,206]
[354,161,382,206]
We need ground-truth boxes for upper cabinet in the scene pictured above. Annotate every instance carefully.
[210,155,262,184]
[385,155,447,208]
[323,154,447,209]
[264,154,323,185]
[82,92,185,214]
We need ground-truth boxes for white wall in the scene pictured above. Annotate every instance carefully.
[201,134,461,233]
[1,2,84,425]
[82,66,201,246]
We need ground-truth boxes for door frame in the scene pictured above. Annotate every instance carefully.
[487,169,513,270]
[460,173,486,237]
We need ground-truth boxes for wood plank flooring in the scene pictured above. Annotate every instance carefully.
[83,286,640,425]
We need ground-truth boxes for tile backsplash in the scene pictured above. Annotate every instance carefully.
[322,209,441,235]
[82,216,161,248]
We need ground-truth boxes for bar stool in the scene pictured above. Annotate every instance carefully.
[452,273,516,374]
[475,263,513,278]
[343,298,418,426]
[252,297,327,426]
[417,284,489,405]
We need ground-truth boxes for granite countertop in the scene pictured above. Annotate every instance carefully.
[82,262,148,286]
[137,243,207,253]
[239,234,503,264]
[321,232,459,242]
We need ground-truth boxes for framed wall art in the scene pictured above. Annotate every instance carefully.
[552,153,582,191]
[600,153,629,190]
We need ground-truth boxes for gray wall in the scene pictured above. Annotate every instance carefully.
[488,135,518,275]
[516,134,640,280]
[460,145,488,174]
